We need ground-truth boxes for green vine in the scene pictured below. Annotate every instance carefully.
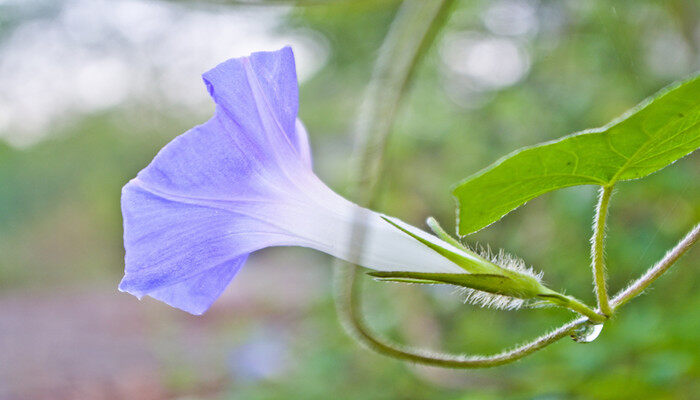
[333,0,698,369]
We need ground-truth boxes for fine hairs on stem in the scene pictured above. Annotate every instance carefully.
[334,263,590,368]
[334,222,698,369]
[612,223,699,310]
[332,0,698,369]
[332,0,585,368]
[591,186,614,317]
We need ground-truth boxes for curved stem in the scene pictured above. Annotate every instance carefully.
[332,0,579,368]
[340,217,696,370]
[591,186,614,317]
[335,264,588,368]
[611,222,699,310]
[350,0,456,207]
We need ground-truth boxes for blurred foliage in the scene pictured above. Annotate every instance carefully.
[0,0,698,398]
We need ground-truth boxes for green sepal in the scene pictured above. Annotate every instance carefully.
[379,216,557,300]
[536,292,573,306]
[381,216,495,274]
[426,217,468,251]
[368,271,541,299]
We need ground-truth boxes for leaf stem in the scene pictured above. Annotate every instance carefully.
[591,186,614,317]
[611,222,699,310]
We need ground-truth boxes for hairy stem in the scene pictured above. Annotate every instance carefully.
[611,222,699,310]
[332,0,580,368]
[591,186,614,317]
[335,265,589,368]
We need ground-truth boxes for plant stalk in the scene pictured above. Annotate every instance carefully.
[335,265,590,368]
[332,0,586,368]
[612,222,699,310]
[591,186,614,317]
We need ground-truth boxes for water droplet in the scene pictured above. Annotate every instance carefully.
[571,322,603,343]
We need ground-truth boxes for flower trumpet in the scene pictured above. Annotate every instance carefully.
[119,47,573,316]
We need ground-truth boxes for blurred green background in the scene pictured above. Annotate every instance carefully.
[0,0,698,399]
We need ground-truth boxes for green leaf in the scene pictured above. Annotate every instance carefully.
[453,74,700,235]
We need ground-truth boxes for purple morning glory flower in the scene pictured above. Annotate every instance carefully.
[119,46,497,315]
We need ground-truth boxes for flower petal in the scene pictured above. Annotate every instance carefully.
[134,115,291,202]
[138,49,311,201]
[146,256,248,315]
[120,47,321,314]
[119,181,296,301]
[202,46,307,174]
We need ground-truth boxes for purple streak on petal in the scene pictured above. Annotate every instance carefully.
[201,46,307,177]
[139,48,311,201]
